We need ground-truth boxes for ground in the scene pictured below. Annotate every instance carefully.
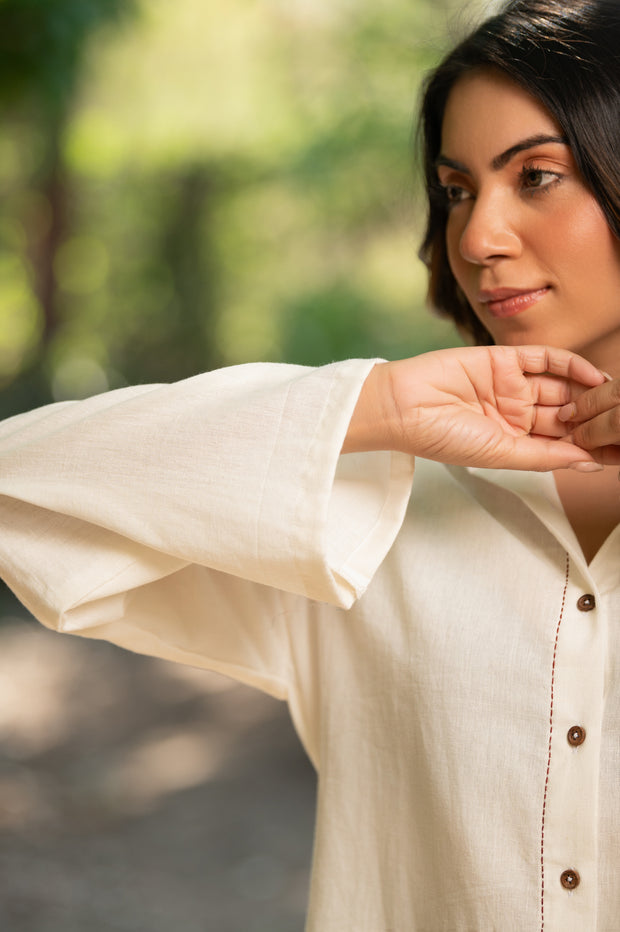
[0,600,315,932]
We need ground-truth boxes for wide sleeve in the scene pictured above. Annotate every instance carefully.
[0,359,414,695]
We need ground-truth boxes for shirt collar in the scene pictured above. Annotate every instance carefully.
[461,466,620,591]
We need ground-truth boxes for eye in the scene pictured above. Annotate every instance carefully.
[440,183,472,206]
[519,166,562,193]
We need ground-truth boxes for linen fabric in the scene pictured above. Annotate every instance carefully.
[0,359,618,931]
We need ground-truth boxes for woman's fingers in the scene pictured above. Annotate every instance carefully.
[345,345,609,468]
[503,434,601,472]
[568,407,620,452]
[586,445,620,466]
[558,379,620,450]
[515,345,607,385]
[530,406,574,438]
[523,375,607,439]
[528,373,601,407]
[558,378,620,423]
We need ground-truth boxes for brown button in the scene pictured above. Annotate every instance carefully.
[560,869,580,890]
[577,594,596,612]
[567,725,586,747]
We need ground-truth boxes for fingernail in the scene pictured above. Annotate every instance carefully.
[558,403,577,422]
[601,371,614,381]
[569,461,604,472]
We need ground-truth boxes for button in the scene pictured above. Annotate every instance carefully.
[577,594,595,612]
[560,869,580,890]
[567,725,586,747]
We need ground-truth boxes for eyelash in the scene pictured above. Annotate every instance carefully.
[437,164,563,207]
[518,164,562,195]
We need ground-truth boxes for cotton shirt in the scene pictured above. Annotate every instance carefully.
[0,358,619,931]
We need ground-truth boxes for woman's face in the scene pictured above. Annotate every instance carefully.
[439,68,620,371]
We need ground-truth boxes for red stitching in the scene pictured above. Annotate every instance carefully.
[540,552,570,931]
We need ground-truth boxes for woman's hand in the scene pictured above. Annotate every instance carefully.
[558,376,620,464]
[343,345,607,471]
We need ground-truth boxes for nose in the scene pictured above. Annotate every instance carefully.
[458,192,522,265]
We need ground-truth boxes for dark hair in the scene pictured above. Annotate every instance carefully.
[419,0,620,344]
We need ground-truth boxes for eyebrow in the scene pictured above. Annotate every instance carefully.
[435,134,569,175]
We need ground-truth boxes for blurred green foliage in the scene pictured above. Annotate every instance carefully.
[0,0,484,418]
[0,0,137,113]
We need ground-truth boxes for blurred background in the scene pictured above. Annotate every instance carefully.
[0,0,491,928]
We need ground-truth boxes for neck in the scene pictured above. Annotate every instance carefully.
[572,334,620,378]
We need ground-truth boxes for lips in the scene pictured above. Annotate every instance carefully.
[478,286,550,319]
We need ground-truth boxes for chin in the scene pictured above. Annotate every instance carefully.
[486,325,563,349]
[485,329,532,347]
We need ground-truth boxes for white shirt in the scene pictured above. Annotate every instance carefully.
[0,359,618,931]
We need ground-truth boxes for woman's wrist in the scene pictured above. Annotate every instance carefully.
[341,362,401,454]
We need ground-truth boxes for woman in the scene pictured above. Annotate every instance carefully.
[1,0,619,929]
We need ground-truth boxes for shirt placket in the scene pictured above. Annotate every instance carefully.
[540,567,603,931]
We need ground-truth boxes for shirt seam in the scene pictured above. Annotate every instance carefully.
[540,550,570,931]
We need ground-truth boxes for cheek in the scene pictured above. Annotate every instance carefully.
[445,215,466,284]
[550,195,618,276]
